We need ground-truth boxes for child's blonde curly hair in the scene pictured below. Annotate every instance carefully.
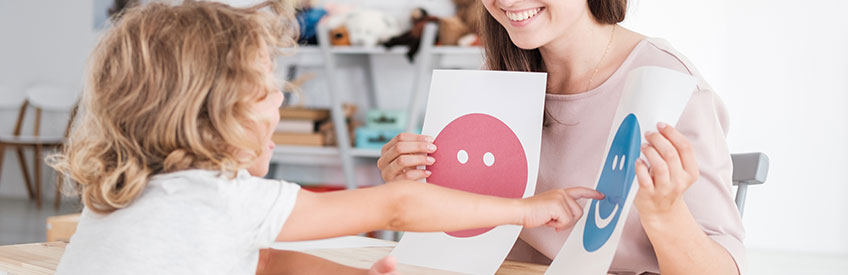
[49,0,297,214]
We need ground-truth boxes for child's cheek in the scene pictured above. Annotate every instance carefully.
[262,112,277,133]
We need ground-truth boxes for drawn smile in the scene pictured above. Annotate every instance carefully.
[583,114,641,252]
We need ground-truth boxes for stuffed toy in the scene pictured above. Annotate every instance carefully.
[452,0,482,35]
[382,8,439,62]
[342,9,403,47]
[296,7,327,45]
[437,16,469,46]
[329,25,351,46]
[383,3,483,63]
[316,2,353,46]
[440,0,483,47]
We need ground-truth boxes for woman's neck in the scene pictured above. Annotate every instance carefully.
[539,15,618,95]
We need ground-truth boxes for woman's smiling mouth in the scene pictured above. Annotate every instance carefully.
[504,7,544,22]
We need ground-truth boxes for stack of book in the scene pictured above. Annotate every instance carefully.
[273,105,357,147]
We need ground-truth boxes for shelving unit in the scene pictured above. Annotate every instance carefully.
[269,23,483,190]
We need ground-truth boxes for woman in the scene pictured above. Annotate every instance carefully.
[376,0,744,274]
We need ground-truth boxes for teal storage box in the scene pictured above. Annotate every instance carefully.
[355,127,404,149]
[365,110,407,130]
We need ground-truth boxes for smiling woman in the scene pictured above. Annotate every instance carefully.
[377,0,745,274]
[480,0,626,71]
[476,0,744,274]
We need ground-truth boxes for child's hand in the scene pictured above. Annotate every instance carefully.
[367,256,397,275]
[520,187,604,231]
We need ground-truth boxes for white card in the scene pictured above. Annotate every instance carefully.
[545,66,696,274]
[391,70,547,275]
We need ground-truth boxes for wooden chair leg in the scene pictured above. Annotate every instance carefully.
[0,144,5,190]
[54,156,63,210]
[15,147,35,200]
[34,144,43,208]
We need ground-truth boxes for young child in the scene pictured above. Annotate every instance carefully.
[49,1,602,274]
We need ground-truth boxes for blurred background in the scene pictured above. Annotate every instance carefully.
[0,0,845,274]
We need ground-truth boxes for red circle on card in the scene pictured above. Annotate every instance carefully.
[427,113,528,238]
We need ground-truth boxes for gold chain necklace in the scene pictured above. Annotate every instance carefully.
[585,24,616,93]
[544,24,617,127]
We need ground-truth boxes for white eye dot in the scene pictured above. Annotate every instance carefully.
[619,155,626,170]
[483,152,495,167]
[457,150,468,164]
[611,155,619,171]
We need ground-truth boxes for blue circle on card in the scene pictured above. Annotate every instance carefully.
[583,114,641,252]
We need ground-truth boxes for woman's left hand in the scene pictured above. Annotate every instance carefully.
[634,122,700,220]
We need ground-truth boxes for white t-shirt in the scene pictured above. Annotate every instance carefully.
[56,169,301,274]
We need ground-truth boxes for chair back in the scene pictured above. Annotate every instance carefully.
[731,152,770,217]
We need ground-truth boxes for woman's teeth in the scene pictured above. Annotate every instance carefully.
[506,8,542,22]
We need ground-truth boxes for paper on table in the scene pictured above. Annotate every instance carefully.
[272,236,396,251]
[391,70,547,275]
[545,66,696,275]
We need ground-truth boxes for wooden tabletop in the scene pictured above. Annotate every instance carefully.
[0,241,548,274]
[303,246,548,275]
[0,242,67,275]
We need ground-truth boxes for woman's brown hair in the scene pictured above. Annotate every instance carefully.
[481,0,627,72]
[49,0,297,214]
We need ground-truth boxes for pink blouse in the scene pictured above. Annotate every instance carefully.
[506,38,745,274]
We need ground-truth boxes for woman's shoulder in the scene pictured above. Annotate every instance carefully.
[627,37,713,93]
[625,37,729,133]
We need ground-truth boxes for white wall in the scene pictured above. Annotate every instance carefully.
[623,0,848,255]
[0,1,98,199]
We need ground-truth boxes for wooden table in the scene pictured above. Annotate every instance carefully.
[302,246,547,274]
[0,241,548,275]
[0,242,66,275]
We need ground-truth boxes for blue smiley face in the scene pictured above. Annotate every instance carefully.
[583,113,641,252]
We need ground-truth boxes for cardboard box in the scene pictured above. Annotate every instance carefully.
[46,213,81,242]
[365,110,407,130]
[355,127,403,150]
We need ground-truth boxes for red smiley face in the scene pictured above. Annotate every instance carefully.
[427,113,528,238]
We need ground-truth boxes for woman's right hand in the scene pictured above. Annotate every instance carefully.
[520,187,605,231]
[377,133,437,181]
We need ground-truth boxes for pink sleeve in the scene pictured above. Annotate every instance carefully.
[676,87,747,271]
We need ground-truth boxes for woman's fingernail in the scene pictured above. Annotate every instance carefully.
[425,170,432,176]
[424,136,434,143]
[644,130,655,137]
[428,144,437,151]
[657,122,668,129]
[426,156,436,164]
[641,143,648,149]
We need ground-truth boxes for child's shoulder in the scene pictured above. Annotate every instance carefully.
[147,169,301,207]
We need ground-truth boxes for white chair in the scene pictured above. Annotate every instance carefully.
[731,152,769,217]
[0,84,77,208]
